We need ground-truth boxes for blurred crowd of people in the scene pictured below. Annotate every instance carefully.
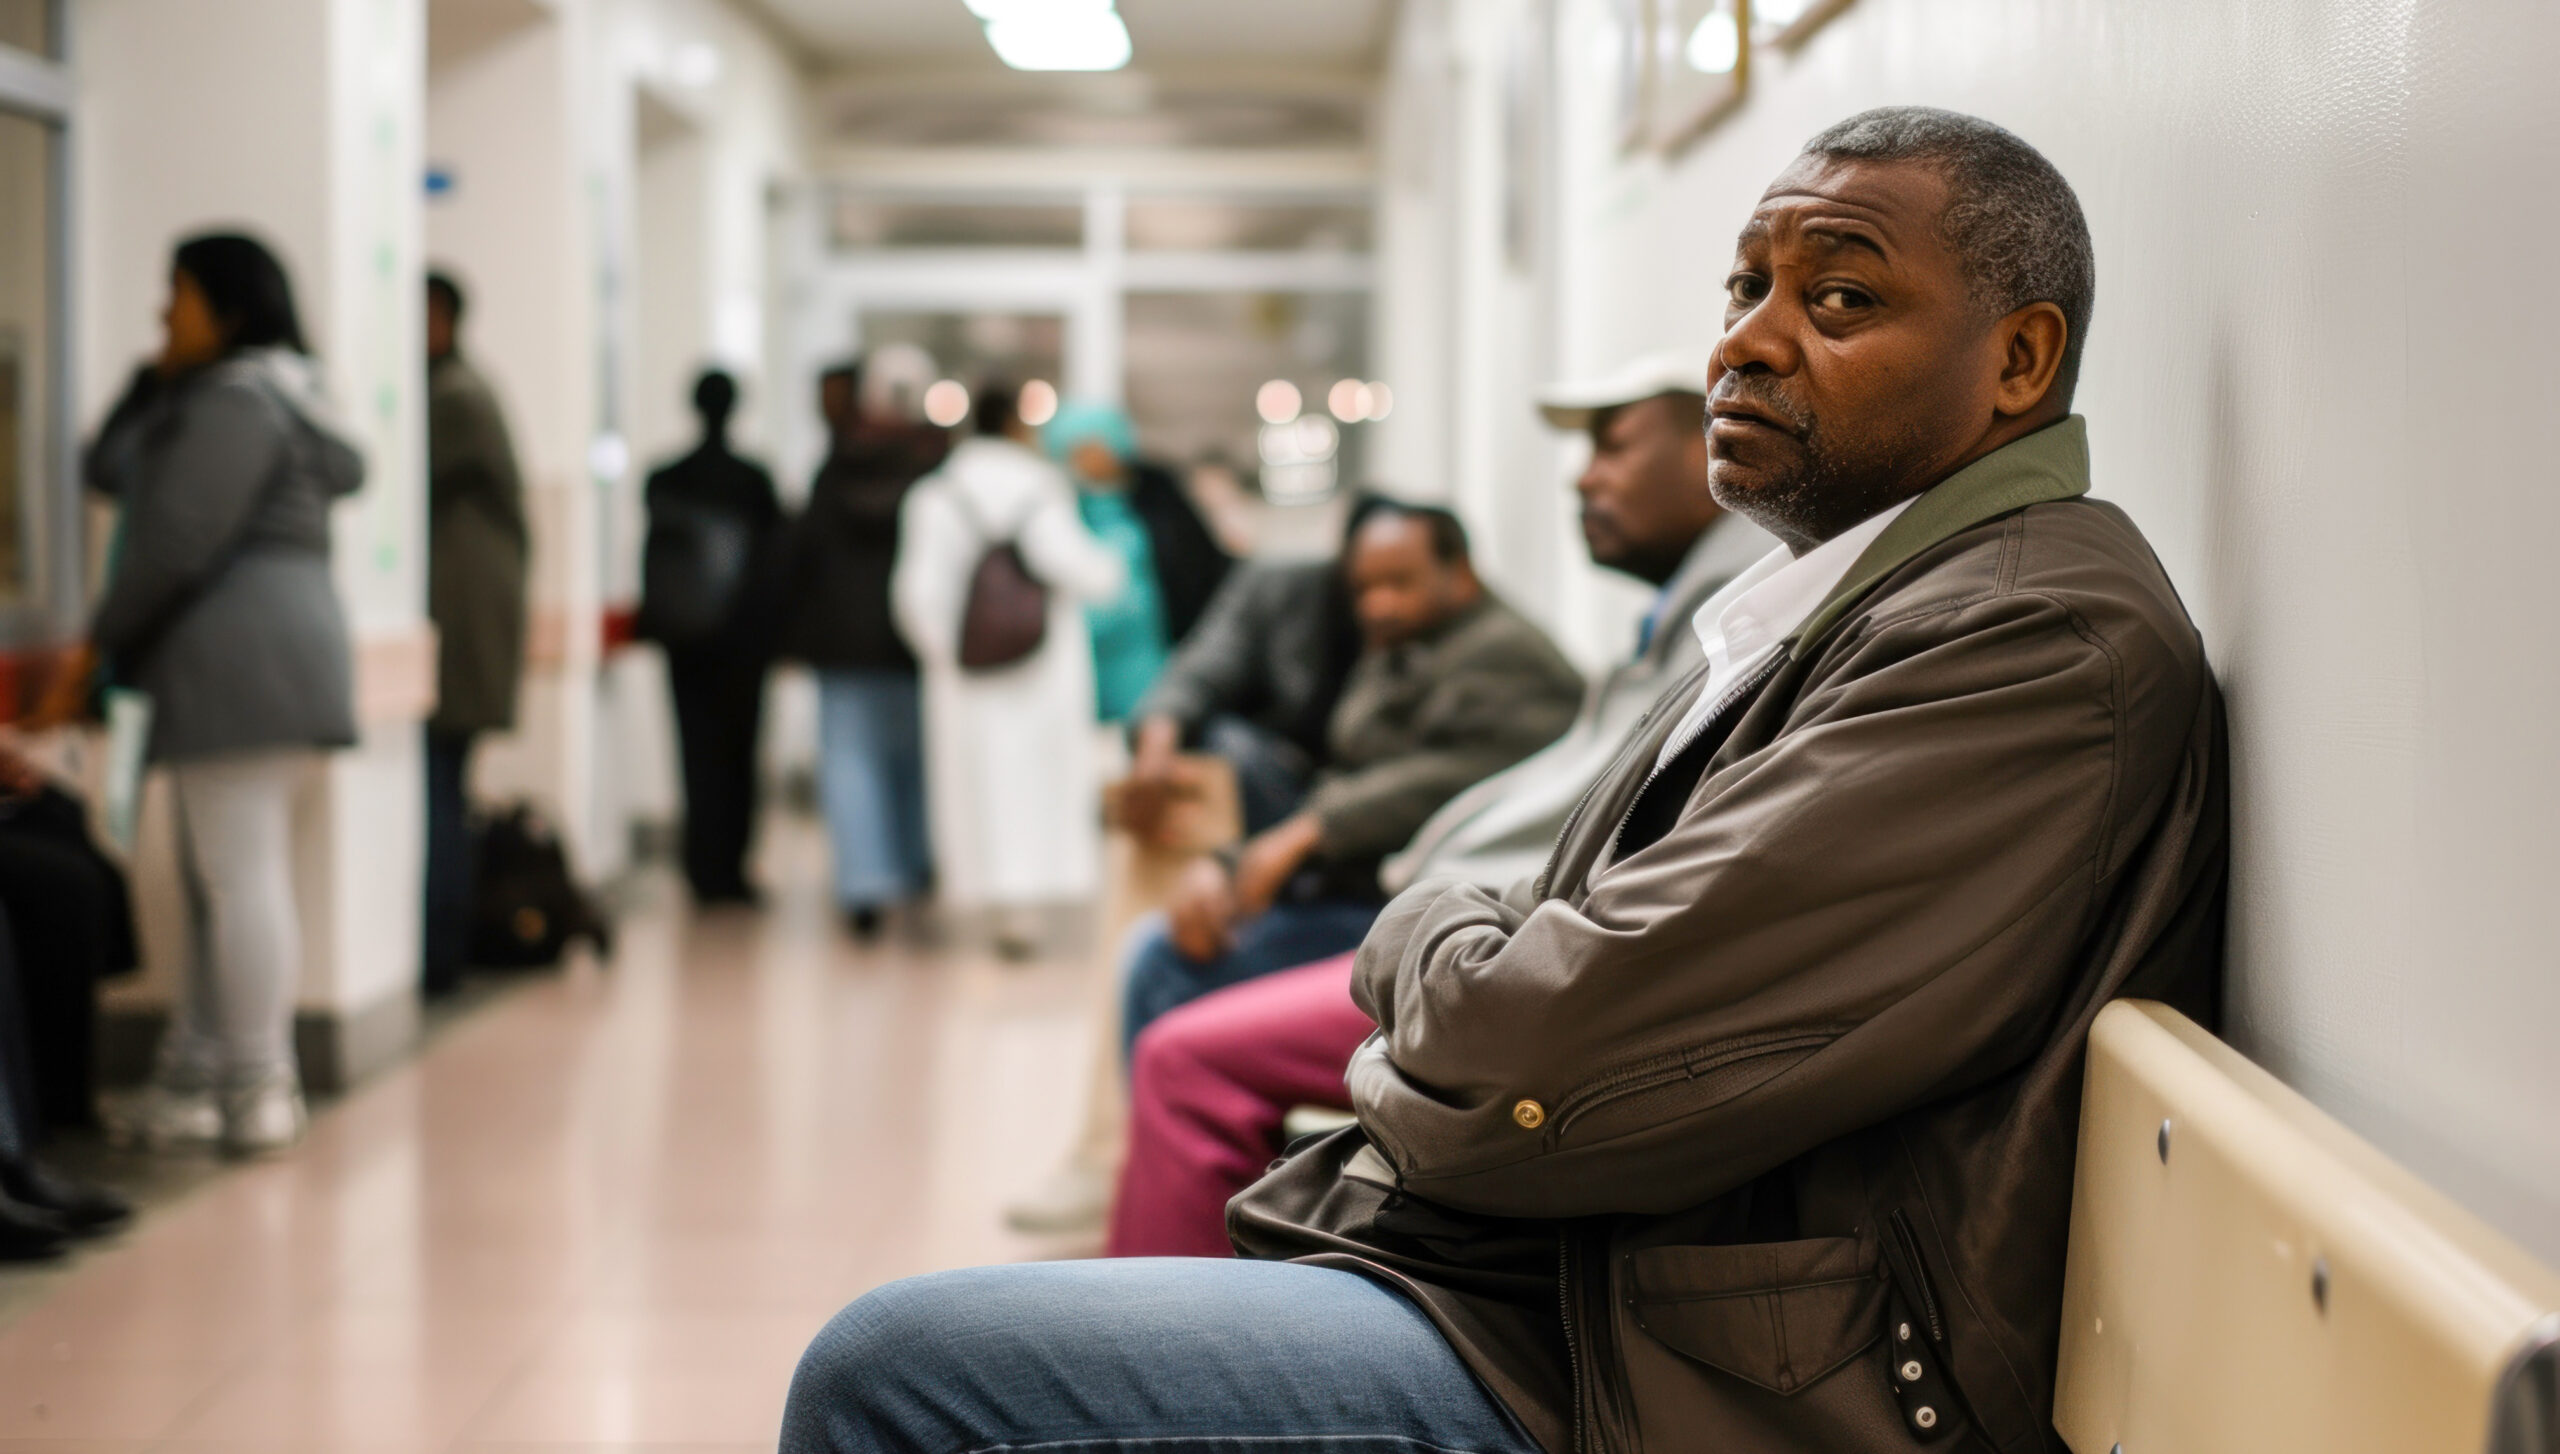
[0,215,1764,1283]
[633,358,1240,956]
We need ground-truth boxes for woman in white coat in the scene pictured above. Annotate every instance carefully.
[893,382,1126,954]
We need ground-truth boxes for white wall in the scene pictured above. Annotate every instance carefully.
[1381,0,2560,1263]
[428,0,809,865]
[75,0,429,1050]
[1372,0,1655,670]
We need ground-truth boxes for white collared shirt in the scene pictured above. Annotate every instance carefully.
[1653,497,1918,769]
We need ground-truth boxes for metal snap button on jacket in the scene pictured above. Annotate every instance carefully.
[1512,1099,1546,1129]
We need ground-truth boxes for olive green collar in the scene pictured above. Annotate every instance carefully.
[1787,415,2090,654]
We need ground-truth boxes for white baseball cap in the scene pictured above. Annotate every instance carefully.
[1534,348,1714,429]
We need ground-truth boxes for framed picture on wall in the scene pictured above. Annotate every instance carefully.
[1652,0,1748,156]
[1752,0,1856,54]
[1606,0,1653,154]
[1501,8,1547,271]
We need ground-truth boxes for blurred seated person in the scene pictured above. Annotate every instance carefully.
[0,742,143,1133]
[1043,401,1231,724]
[1108,353,1775,1257]
[0,745,136,1255]
[1119,496,1388,840]
[0,924,127,1258]
[1118,503,1583,1062]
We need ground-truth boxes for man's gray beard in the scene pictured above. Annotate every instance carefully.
[1712,431,1856,545]
[1712,420,1931,548]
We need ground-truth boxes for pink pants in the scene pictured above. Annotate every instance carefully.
[1106,952,1374,1258]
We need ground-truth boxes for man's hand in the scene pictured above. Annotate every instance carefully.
[23,644,97,732]
[1165,857,1239,960]
[1118,716,1185,841]
[0,742,45,800]
[1231,812,1325,919]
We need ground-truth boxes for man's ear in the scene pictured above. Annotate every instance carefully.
[1994,301,2069,418]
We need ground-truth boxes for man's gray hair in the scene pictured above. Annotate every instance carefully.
[1803,107,2095,397]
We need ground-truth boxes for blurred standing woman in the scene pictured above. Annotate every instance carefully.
[893,382,1124,957]
[1041,401,1229,723]
[49,233,361,1154]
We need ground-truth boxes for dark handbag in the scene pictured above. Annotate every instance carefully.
[467,802,613,968]
[952,489,1049,671]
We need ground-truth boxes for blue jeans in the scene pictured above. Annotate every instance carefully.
[780,1258,1541,1454]
[1200,715,1313,836]
[818,670,932,909]
[1121,900,1380,1064]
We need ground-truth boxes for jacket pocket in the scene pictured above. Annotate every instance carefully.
[1549,1031,1835,1144]
[1624,1235,1885,1396]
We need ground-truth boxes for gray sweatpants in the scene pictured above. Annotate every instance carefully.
[155,750,315,1089]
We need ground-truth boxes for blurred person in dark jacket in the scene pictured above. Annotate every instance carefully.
[780,360,946,936]
[637,371,784,905]
[1040,400,1230,723]
[421,269,531,996]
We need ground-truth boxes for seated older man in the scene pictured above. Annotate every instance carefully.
[783,106,2227,1454]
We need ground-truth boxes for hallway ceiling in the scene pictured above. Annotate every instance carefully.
[753,0,1391,71]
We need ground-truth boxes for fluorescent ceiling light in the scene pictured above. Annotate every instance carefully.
[983,8,1132,71]
[966,0,1114,18]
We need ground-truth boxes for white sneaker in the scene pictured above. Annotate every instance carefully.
[104,1082,223,1151]
[220,1071,307,1155]
[1002,1158,1114,1234]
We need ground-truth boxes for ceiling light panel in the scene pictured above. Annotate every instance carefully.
[966,0,1133,72]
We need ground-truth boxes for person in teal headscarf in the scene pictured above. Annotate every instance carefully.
[1045,400,1172,722]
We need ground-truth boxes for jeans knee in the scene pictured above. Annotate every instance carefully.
[781,1276,956,1453]
[1120,929,1195,1022]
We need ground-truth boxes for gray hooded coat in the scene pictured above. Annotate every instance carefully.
[83,349,362,762]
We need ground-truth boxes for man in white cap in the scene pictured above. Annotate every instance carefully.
[1093,349,1773,1258]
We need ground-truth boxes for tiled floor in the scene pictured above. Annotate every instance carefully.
[0,818,1098,1451]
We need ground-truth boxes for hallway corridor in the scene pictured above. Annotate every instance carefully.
[0,820,1096,1450]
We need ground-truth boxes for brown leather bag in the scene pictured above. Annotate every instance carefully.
[954,491,1049,671]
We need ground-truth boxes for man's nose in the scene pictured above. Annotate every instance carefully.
[1714,294,1799,379]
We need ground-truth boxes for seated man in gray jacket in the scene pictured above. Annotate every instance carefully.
[1102,352,1775,1257]
[1118,497,1389,838]
[1119,504,1584,1062]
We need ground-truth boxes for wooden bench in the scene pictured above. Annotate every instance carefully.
[2057,1000,2559,1453]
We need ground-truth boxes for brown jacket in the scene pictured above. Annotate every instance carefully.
[1231,418,2228,1454]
